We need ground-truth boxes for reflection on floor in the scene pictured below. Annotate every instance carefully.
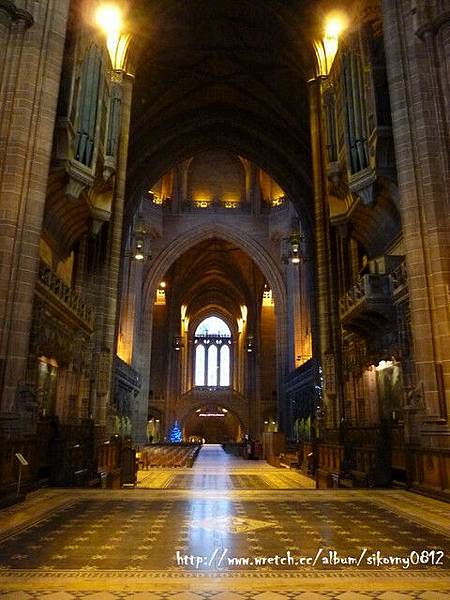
[137,443,316,490]
[0,445,449,598]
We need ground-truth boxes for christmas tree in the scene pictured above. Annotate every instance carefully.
[169,420,182,443]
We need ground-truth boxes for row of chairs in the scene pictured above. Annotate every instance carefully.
[138,445,201,469]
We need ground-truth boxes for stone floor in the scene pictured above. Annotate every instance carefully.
[0,445,449,598]
[137,444,316,490]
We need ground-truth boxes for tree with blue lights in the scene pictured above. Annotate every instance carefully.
[169,420,182,443]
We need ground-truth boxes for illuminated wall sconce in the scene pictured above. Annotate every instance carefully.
[246,335,254,353]
[148,190,164,205]
[271,195,286,207]
[262,283,274,306]
[95,4,132,73]
[173,336,184,351]
[155,282,166,306]
[313,12,348,77]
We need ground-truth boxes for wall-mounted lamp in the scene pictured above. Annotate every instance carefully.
[313,12,348,77]
[246,335,254,353]
[173,336,184,351]
[95,4,131,73]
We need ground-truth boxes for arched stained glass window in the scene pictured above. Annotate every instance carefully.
[220,345,230,386]
[193,316,231,389]
[207,345,218,386]
[195,316,231,337]
[195,345,205,386]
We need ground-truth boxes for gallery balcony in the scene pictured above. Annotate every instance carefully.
[114,356,142,396]
[390,261,409,303]
[339,274,394,336]
[35,261,94,333]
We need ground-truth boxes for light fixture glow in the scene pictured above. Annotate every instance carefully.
[134,245,144,261]
[375,360,394,371]
[314,12,348,76]
[95,4,122,36]
[160,281,166,289]
[325,13,348,39]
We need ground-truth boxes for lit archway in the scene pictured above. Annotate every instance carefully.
[182,404,244,443]
[193,316,232,388]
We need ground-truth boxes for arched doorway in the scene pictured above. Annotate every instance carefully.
[183,405,243,443]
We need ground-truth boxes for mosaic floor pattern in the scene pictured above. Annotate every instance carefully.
[0,446,448,598]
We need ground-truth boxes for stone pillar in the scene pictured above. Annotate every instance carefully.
[0,0,70,412]
[286,262,302,372]
[308,78,337,427]
[99,73,134,431]
[275,300,289,436]
[382,1,450,445]
[133,290,154,444]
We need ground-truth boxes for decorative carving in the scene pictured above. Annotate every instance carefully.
[349,167,377,207]
[0,0,33,28]
[412,2,450,39]
[30,298,92,369]
[402,382,424,445]
[36,261,94,329]
[65,160,94,201]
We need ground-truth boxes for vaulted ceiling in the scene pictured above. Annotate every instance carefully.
[164,238,265,326]
[125,0,343,220]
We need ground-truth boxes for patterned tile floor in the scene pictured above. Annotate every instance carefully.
[136,447,315,490]
[0,445,449,598]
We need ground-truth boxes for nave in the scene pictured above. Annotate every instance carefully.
[0,446,449,599]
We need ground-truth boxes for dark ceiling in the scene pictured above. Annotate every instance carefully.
[165,238,264,325]
[125,0,339,219]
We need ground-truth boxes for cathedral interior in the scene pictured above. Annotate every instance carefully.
[0,0,449,597]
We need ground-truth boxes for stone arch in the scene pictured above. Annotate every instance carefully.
[178,398,249,436]
[189,310,238,341]
[143,223,286,317]
[140,223,289,441]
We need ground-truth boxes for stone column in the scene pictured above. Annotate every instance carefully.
[98,72,134,431]
[0,0,70,413]
[133,289,154,444]
[286,260,304,372]
[382,1,450,445]
[308,78,337,427]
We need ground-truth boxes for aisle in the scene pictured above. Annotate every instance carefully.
[137,443,316,489]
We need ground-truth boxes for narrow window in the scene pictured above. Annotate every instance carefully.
[220,344,230,386]
[195,345,205,386]
[207,345,218,386]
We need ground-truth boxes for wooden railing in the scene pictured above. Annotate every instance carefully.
[340,273,391,317]
[38,261,94,328]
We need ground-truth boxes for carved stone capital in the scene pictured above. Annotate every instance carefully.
[65,160,94,201]
[349,167,377,207]
[0,0,33,29]
[412,3,450,40]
